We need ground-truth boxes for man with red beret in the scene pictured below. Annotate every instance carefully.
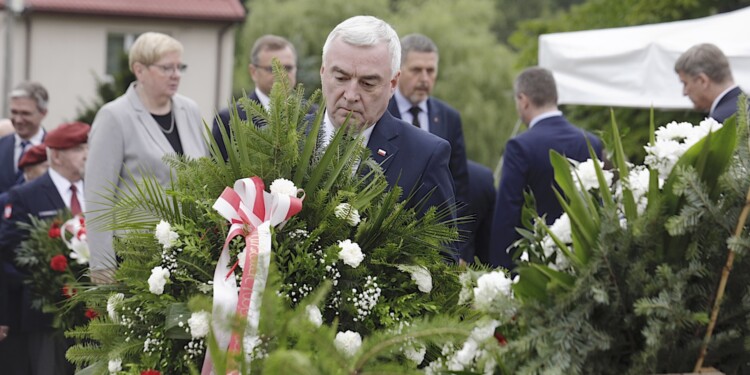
[0,121,88,375]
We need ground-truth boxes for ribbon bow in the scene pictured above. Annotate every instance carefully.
[203,177,303,374]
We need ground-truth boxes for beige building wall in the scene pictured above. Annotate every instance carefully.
[1,11,237,130]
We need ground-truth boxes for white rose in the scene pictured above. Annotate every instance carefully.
[334,203,361,226]
[396,265,432,293]
[338,239,364,268]
[106,293,125,323]
[269,178,298,196]
[155,220,179,249]
[108,358,122,374]
[148,266,170,295]
[305,305,323,327]
[188,311,210,339]
[334,330,362,358]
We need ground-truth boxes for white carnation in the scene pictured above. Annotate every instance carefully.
[155,220,179,249]
[470,320,500,342]
[548,213,572,244]
[269,178,298,196]
[396,264,433,293]
[572,158,612,192]
[334,203,361,226]
[334,330,362,358]
[148,266,170,295]
[404,344,426,364]
[188,311,210,339]
[305,305,323,327]
[106,293,125,323]
[655,121,695,143]
[473,271,516,311]
[108,358,122,374]
[338,239,364,268]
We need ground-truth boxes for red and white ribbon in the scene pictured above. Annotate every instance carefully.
[202,177,303,375]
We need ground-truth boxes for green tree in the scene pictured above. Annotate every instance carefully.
[233,0,518,168]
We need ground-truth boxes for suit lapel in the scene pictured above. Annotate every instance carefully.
[38,173,66,210]
[127,84,173,156]
[367,112,401,171]
[427,98,446,138]
[387,98,402,120]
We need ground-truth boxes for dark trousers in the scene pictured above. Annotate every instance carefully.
[0,329,71,375]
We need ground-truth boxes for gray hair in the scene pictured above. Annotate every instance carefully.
[514,67,558,107]
[10,81,49,112]
[674,43,733,84]
[250,34,297,65]
[400,33,439,65]
[322,15,401,79]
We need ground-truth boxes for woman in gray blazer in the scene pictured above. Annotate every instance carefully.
[84,32,209,283]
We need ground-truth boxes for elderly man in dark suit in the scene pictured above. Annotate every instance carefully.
[490,67,603,270]
[212,35,299,161]
[675,43,747,123]
[320,16,456,227]
[0,82,48,194]
[0,121,88,375]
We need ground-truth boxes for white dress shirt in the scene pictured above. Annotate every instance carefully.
[49,167,85,212]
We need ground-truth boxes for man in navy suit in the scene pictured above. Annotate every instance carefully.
[0,144,49,209]
[0,121,88,375]
[212,35,299,161]
[462,160,496,264]
[490,67,603,269]
[320,16,456,227]
[675,43,747,123]
[386,34,469,214]
[0,82,48,194]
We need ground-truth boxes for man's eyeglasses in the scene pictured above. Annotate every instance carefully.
[254,64,296,73]
[150,63,188,75]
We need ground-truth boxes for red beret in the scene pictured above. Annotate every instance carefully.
[45,121,90,149]
[18,144,48,169]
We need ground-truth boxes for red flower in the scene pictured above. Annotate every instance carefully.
[61,285,77,298]
[494,331,508,346]
[85,309,98,320]
[49,254,68,272]
[141,370,161,375]
[48,222,61,238]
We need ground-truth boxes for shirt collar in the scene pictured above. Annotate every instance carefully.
[322,110,375,149]
[15,128,44,147]
[254,88,271,109]
[710,84,739,117]
[529,110,563,128]
[394,88,427,116]
[48,168,84,209]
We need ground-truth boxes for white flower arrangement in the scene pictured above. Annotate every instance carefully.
[187,311,210,339]
[572,158,613,192]
[106,293,125,323]
[305,305,323,327]
[155,220,179,249]
[396,264,433,293]
[269,178,298,196]
[108,358,122,374]
[337,239,364,268]
[644,118,722,179]
[334,330,362,358]
[473,271,517,312]
[147,266,170,295]
[334,203,361,226]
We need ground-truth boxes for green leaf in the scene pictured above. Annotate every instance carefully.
[164,303,192,340]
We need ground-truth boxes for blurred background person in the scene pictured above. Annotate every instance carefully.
[462,160,496,264]
[0,144,49,208]
[85,32,209,283]
[0,119,14,137]
[675,43,747,123]
[212,34,298,161]
[0,82,48,194]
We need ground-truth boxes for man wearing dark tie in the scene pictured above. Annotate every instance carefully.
[675,43,747,123]
[212,35,299,161]
[489,67,603,270]
[0,82,48,194]
[0,121,89,375]
[319,16,456,227]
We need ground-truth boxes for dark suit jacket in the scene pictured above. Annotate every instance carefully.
[461,160,496,264]
[710,86,745,123]
[212,91,261,161]
[0,172,64,331]
[387,97,469,207]
[367,111,456,222]
[0,134,18,194]
[489,115,603,269]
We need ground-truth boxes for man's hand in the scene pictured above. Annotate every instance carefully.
[0,325,9,342]
[90,268,116,285]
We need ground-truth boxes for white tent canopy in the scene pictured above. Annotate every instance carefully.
[538,7,750,109]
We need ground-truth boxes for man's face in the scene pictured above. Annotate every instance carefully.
[135,50,183,99]
[321,38,399,130]
[398,51,438,105]
[250,46,297,96]
[54,144,88,181]
[10,97,46,139]
[678,71,712,111]
[23,161,48,182]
